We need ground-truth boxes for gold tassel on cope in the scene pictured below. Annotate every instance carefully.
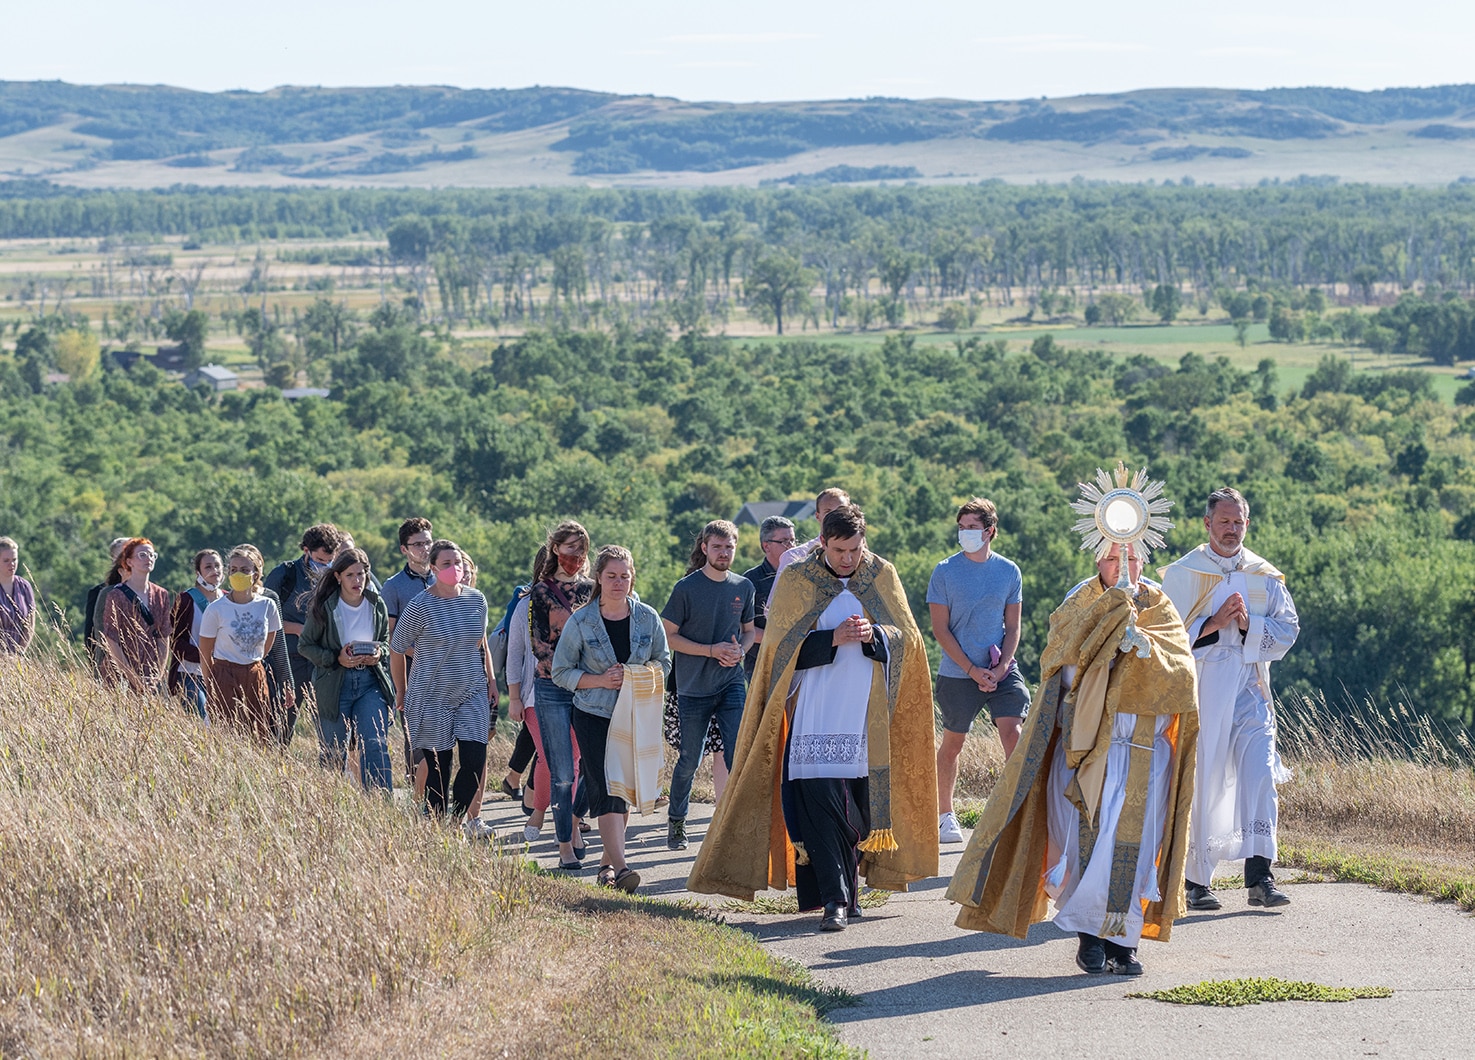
[857,828,898,854]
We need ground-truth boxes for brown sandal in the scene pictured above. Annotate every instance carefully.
[597,865,617,887]
[612,867,640,893]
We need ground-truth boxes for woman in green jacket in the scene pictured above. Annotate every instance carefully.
[299,548,395,792]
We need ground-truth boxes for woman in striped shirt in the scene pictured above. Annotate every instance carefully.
[389,539,496,819]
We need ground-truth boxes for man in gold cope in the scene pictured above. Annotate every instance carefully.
[946,542,1198,975]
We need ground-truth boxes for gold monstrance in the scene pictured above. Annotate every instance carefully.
[1069,462,1174,657]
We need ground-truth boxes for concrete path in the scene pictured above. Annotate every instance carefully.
[480,797,1473,1059]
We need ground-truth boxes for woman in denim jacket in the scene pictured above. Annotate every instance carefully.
[551,545,671,891]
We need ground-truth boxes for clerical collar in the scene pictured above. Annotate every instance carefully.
[822,558,854,582]
[1209,547,1244,574]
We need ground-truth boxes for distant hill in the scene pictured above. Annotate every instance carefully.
[3,80,1475,189]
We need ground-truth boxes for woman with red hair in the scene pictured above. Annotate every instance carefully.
[99,537,172,695]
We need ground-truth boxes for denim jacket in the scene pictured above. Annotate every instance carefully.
[551,600,671,718]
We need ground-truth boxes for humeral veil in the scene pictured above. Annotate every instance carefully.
[946,577,1199,941]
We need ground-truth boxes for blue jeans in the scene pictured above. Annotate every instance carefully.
[320,668,393,793]
[180,672,208,721]
[534,677,590,845]
[670,677,746,821]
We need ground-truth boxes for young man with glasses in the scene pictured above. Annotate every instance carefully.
[740,515,796,678]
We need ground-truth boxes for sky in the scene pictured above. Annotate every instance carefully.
[7,0,1474,102]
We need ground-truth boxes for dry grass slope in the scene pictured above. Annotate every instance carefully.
[0,657,855,1058]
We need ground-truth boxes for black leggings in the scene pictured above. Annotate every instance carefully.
[424,740,488,819]
[508,722,536,775]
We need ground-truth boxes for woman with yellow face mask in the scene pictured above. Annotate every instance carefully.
[199,544,283,744]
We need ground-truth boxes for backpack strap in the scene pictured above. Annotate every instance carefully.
[116,583,157,630]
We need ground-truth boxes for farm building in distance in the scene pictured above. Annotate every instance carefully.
[734,500,815,527]
[185,364,238,392]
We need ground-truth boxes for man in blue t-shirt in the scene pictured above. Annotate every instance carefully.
[926,497,1029,844]
[661,519,756,851]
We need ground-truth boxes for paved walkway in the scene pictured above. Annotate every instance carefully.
[479,797,1473,1059]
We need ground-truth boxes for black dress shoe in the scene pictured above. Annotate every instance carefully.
[820,902,848,932]
[1106,950,1144,976]
[1186,882,1223,911]
[1075,933,1106,975]
[1248,880,1292,907]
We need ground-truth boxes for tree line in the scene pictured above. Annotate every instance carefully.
[8,184,1475,328]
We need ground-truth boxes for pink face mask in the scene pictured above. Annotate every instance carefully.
[434,565,461,587]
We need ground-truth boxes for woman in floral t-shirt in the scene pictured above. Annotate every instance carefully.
[527,520,594,870]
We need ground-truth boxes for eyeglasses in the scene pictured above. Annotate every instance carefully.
[405,540,432,552]
[764,538,796,548]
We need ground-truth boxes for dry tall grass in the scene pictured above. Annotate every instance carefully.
[0,656,852,1057]
[1276,691,1475,899]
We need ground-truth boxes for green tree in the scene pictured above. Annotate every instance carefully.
[1351,264,1380,304]
[164,308,210,369]
[744,254,812,336]
[1096,293,1137,326]
[53,329,100,381]
[298,298,355,361]
[1149,283,1183,323]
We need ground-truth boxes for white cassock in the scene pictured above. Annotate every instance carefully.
[1161,545,1299,885]
[1043,579,1176,947]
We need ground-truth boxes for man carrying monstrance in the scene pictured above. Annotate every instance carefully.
[946,465,1199,976]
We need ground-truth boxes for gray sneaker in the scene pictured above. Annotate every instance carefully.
[667,817,688,851]
[462,817,495,842]
[939,812,965,844]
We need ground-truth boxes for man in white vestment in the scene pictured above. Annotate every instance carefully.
[1161,487,1300,910]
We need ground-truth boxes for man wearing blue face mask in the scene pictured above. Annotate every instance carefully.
[264,522,345,760]
[927,498,1029,845]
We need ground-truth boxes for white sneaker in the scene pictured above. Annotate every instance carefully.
[462,817,495,842]
[522,824,541,844]
[939,812,965,844]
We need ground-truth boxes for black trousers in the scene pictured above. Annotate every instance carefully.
[785,775,869,914]
[424,740,488,819]
[508,722,536,775]
[570,708,628,818]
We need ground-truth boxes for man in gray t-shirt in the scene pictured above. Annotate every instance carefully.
[660,519,756,850]
[926,498,1029,845]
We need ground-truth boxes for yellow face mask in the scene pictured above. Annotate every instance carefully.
[227,572,254,593]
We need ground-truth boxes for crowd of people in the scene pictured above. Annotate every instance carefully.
[2,480,1301,963]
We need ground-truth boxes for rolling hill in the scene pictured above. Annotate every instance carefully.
[2,80,1475,189]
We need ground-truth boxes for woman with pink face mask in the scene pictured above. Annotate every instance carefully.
[389,539,496,819]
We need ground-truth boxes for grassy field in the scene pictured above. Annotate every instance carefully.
[0,655,856,1058]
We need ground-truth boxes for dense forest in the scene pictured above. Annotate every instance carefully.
[6,81,1475,172]
[4,313,1474,731]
